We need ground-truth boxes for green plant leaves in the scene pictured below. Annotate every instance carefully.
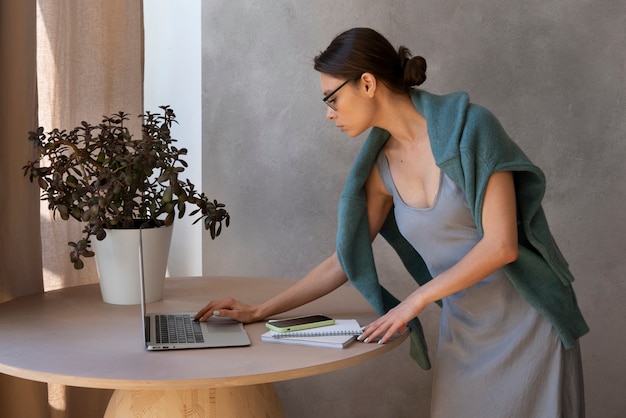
[23,106,230,269]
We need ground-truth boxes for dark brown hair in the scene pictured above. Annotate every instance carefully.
[313,27,427,95]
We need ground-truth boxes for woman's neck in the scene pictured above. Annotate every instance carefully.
[376,92,428,149]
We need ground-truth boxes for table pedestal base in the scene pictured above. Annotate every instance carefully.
[104,383,285,418]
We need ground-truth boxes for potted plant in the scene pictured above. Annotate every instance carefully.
[23,106,230,304]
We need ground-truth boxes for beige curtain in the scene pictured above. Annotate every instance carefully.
[0,0,42,303]
[0,0,48,416]
[38,0,144,291]
[1,0,144,417]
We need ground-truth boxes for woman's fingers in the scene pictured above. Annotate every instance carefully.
[358,312,409,344]
[194,297,237,321]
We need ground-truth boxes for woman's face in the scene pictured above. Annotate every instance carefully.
[319,73,374,138]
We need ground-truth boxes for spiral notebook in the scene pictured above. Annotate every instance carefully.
[261,319,362,349]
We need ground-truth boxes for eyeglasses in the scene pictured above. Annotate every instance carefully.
[322,77,357,111]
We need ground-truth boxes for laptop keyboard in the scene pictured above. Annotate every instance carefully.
[155,314,205,344]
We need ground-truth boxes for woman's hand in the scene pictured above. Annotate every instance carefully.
[358,290,425,344]
[194,297,261,323]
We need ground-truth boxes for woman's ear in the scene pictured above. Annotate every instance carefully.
[360,73,377,98]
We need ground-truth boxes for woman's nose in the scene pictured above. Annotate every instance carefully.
[326,107,336,120]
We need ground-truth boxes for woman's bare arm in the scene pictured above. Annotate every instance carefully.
[195,165,393,323]
[195,252,348,323]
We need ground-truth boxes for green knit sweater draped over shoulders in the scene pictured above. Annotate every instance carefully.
[336,90,589,370]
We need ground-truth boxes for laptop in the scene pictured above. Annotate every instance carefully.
[138,229,251,350]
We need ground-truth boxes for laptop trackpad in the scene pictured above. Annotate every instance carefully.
[202,319,250,346]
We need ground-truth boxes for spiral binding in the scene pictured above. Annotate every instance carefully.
[270,329,363,339]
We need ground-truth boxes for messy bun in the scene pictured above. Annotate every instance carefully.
[314,28,427,95]
[398,46,427,88]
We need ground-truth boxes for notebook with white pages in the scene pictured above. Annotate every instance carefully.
[261,319,362,349]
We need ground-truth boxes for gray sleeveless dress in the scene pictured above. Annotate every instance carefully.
[376,153,584,418]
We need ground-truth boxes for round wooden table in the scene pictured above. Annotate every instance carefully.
[0,276,407,417]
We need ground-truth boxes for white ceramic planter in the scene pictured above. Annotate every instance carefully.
[91,225,173,305]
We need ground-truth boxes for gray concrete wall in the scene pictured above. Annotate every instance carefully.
[200,1,625,417]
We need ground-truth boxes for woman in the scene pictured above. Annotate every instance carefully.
[196,28,588,417]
